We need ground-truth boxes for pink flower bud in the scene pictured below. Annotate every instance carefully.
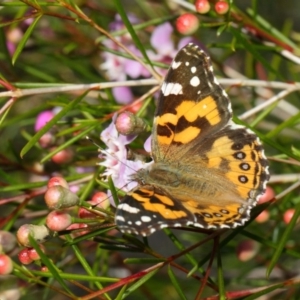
[78,192,110,219]
[18,248,33,265]
[0,254,13,274]
[195,0,211,14]
[214,0,229,15]
[115,111,146,136]
[67,223,89,237]
[91,192,110,210]
[44,186,79,209]
[17,224,50,247]
[28,245,45,261]
[39,132,56,148]
[51,148,74,164]
[255,210,270,223]
[258,186,275,204]
[283,209,297,224]
[236,240,259,262]
[176,13,199,35]
[46,211,72,231]
[47,177,69,189]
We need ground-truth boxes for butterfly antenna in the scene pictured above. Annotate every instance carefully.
[86,136,102,148]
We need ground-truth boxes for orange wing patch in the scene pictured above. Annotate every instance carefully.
[156,96,221,146]
[130,188,189,220]
[185,202,245,227]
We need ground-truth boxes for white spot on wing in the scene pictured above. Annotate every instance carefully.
[191,66,197,73]
[115,215,125,222]
[118,203,140,214]
[190,76,200,87]
[237,152,244,159]
[172,60,182,69]
[222,90,228,97]
[162,82,183,96]
[135,221,142,226]
[141,216,151,222]
[149,228,156,234]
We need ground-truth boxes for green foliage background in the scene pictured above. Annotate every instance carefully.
[1,0,300,299]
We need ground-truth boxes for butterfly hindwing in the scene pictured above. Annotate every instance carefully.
[116,186,194,236]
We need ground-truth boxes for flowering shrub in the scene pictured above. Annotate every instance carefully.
[0,1,299,299]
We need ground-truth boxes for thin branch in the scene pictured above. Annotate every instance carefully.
[269,174,300,184]
[276,180,300,200]
[238,87,299,120]
[1,79,299,99]
[0,79,157,98]
[0,97,15,115]
[268,157,300,167]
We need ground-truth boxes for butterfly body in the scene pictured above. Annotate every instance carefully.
[115,43,269,236]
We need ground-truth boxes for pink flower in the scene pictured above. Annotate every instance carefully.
[150,22,175,56]
[100,18,201,106]
[100,39,128,81]
[150,23,198,75]
[112,86,134,105]
[99,116,152,194]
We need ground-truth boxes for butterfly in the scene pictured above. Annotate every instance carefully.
[115,43,269,236]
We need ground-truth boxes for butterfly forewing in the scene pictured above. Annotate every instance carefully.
[152,43,232,161]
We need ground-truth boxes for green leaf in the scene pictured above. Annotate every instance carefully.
[12,14,42,65]
[266,111,300,138]
[247,8,298,50]
[242,229,300,259]
[249,100,278,127]
[116,284,128,300]
[124,258,165,264]
[168,265,188,300]
[217,250,226,300]
[28,235,72,294]
[113,0,154,71]
[40,124,97,163]
[108,176,120,206]
[266,202,300,277]
[230,26,282,79]
[291,146,300,158]
[66,236,110,297]
[0,181,46,192]
[121,268,159,298]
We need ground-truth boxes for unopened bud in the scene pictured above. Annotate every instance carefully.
[17,224,51,247]
[0,231,17,253]
[45,186,79,209]
[47,177,69,189]
[115,111,146,135]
